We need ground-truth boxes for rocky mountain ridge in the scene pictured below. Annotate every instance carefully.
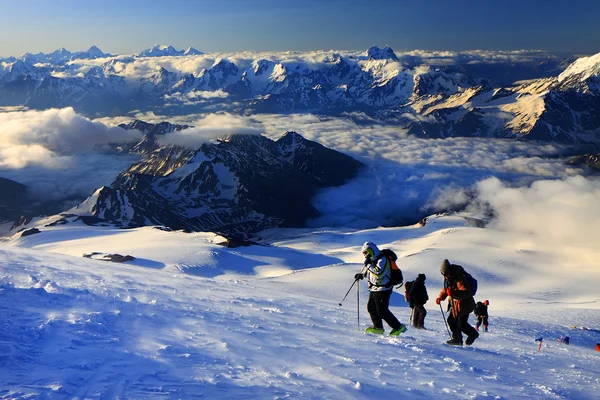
[64,126,363,240]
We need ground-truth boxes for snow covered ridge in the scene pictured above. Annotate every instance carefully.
[2,45,599,143]
[1,214,599,398]
[12,45,112,64]
[137,44,203,57]
[558,52,600,84]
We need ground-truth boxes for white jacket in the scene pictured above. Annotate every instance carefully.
[362,241,392,292]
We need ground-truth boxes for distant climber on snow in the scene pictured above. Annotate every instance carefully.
[355,241,407,336]
[475,300,490,332]
[436,259,479,346]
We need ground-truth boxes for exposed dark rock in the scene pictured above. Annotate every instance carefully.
[20,228,40,237]
[83,252,136,262]
[215,238,264,248]
[567,152,600,170]
[45,218,70,226]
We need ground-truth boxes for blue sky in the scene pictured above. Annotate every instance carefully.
[0,0,599,57]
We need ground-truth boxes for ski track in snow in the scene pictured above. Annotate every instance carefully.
[0,216,599,399]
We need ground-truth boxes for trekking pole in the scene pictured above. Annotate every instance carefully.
[339,279,358,306]
[356,278,360,331]
[339,265,367,307]
[439,302,452,338]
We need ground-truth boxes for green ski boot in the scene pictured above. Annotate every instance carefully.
[390,324,407,336]
[365,326,384,335]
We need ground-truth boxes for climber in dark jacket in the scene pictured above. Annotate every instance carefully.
[406,273,429,329]
[436,259,479,346]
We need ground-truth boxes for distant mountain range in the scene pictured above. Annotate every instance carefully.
[4,45,600,143]
[137,45,203,57]
[2,46,112,64]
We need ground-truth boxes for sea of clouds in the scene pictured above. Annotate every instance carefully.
[2,107,597,240]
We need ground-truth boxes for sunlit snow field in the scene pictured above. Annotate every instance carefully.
[1,213,599,399]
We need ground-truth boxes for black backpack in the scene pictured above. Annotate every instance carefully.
[464,271,478,296]
[408,280,429,304]
[377,249,403,287]
[415,281,429,304]
[475,301,483,315]
[475,301,486,316]
[452,264,477,297]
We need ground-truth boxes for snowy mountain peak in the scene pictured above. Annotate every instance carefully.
[212,58,234,68]
[183,47,203,56]
[86,45,105,57]
[52,47,71,55]
[557,51,600,84]
[252,59,275,76]
[137,45,202,57]
[156,45,176,51]
[211,58,238,73]
[280,130,305,141]
[70,46,111,60]
[365,45,399,61]
[138,45,180,57]
[46,48,73,63]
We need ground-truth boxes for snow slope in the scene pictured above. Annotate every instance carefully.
[1,214,599,399]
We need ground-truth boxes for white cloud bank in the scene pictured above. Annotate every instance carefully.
[157,113,261,149]
[0,108,142,204]
[475,176,600,246]
[0,107,142,169]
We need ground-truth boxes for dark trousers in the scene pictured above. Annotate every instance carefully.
[476,316,489,328]
[448,313,478,342]
[367,290,401,330]
[413,304,427,328]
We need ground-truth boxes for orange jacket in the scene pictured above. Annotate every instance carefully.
[438,274,475,317]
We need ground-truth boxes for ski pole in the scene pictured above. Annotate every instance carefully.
[409,307,414,328]
[339,279,358,306]
[356,276,360,331]
[339,264,368,306]
[439,302,452,338]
